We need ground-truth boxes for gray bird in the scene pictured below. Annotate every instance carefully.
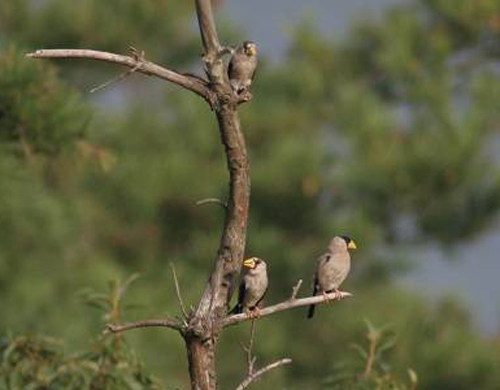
[307,236,356,319]
[228,41,258,95]
[230,257,268,316]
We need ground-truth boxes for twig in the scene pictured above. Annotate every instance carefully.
[89,46,144,93]
[105,318,182,334]
[26,49,211,103]
[234,358,292,390]
[196,198,227,209]
[222,290,353,328]
[290,279,303,300]
[169,262,189,320]
[242,320,257,375]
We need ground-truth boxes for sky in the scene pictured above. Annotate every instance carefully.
[223,0,500,334]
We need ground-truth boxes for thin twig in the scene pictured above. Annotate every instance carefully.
[222,290,353,328]
[169,262,189,319]
[243,320,257,375]
[196,198,227,209]
[234,358,292,390]
[90,47,144,93]
[26,49,211,102]
[290,279,303,300]
[105,318,181,334]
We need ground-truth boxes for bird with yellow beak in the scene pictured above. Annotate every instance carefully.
[307,236,356,319]
[230,256,268,316]
[228,40,258,95]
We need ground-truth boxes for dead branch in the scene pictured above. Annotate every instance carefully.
[105,318,182,334]
[194,0,222,57]
[222,290,353,328]
[234,358,292,390]
[241,320,257,375]
[169,262,189,320]
[26,49,211,102]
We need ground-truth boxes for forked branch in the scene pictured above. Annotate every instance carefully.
[170,262,189,320]
[234,358,292,390]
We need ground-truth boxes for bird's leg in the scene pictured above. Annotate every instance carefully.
[334,288,342,300]
[247,307,262,320]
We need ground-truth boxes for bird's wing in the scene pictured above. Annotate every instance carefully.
[229,281,246,314]
[254,284,268,308]
[251,64,257,82]
[238,280,246,306]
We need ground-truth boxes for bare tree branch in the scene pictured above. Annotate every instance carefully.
[170,262,189,320]
[234,358,292,390]
[105,318,182,334]
[241,320,257,375]
[26,49,212,102]
[222,290,353,328]
[194,0,222,56]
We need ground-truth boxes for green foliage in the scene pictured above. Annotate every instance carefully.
[285,0,500,244]
[0,46,90,156]
[0,277,165,390]
[0,0,198,67]
[325,320,416,390]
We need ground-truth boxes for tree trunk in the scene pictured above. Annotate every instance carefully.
[188,103,250,390]
[185,335,217,390]
[196,103,250,321]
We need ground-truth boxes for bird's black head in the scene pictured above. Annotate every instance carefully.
[242,41,257,56]
[340,236,357,250]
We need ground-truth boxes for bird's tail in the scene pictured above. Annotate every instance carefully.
[307,304,316,319]
[307,284,318,319]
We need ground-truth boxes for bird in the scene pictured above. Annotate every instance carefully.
[307,236,356,319]
[227,41,258,95]
[230,257,268,316]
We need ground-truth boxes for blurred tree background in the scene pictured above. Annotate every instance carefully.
[1,0,500,389]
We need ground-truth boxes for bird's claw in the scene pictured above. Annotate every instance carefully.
[246,307,261,320]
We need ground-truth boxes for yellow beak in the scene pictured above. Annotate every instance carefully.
[243,258,256,269]
[249,46,257,56]
[348,241,357,250]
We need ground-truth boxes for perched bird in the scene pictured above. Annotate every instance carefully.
[228,41,258,95]
[307,236,356,319]
[230,257,268,316]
